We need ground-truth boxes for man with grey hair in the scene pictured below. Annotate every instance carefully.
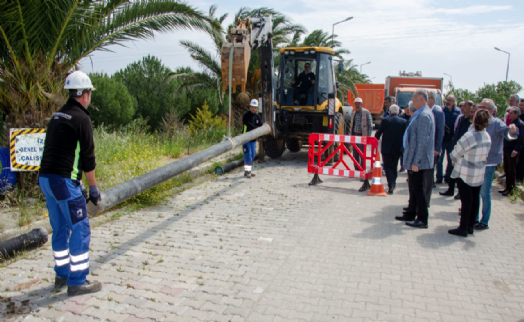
[504,94,521,125]
[474,99,519,231]
[396,88,435,228]
[500,106,524,196]
[375,104,408,194]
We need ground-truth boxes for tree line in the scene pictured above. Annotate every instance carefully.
[0,2,371,137]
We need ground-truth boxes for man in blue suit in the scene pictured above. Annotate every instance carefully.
[375,104,407,194]
[399,88,435,229]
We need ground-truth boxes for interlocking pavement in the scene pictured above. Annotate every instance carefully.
[1,151,524,321]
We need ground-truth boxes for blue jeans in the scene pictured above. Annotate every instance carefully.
[243,141,257,168]
[476,165,497,225]
[39,174,91,286]
[436,141,453,181]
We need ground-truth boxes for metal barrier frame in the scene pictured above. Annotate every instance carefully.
[307,134,378,180]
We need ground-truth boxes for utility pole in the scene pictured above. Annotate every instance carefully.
[360,61,371,73]
[494,47,510,82]
[332,17,353,48]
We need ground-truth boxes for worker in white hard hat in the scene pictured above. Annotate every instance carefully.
[242,99,263,178]
[349,96,373,191]
[38,70,102,296]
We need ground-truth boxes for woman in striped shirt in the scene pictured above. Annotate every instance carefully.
[448,109,492,237]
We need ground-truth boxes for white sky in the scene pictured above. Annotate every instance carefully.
[81,0,524,95]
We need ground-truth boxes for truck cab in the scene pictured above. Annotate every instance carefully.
[395,87,443,109]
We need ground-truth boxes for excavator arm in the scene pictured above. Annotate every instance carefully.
[220,14,276,137]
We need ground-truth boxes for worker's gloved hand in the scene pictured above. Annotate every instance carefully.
[79,182,88,200]
[88,185,101,206]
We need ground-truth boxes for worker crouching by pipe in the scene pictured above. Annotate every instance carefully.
[242,99,263,178]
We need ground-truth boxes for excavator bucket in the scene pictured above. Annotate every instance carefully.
[221,23,251,93]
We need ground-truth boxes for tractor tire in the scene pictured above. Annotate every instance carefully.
[264,138,285,159]
[286,139,301,152]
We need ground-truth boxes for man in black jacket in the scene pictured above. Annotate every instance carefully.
[500,106,524,196]
[440,100,474,198]
[242,99,263,178]
[375,104,408,194]
[39,71,101,296]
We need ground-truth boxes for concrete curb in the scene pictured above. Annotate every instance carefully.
[494,170,524,200]
[0,146,243,243]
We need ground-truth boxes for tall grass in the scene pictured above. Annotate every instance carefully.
[92,119,229,206]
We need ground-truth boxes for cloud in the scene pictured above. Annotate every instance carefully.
[432,5,512,15]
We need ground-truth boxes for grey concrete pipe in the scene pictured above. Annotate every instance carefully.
[89,124,270,214]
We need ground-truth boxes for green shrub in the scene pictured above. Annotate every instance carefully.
[188,100,226,136]
[89,73,136,128]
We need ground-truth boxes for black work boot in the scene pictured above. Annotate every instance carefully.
[55,276,67,290]
[68,280,102,296]
[246,171,252,178]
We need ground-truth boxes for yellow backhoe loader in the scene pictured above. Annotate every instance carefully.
[221,13,351,158]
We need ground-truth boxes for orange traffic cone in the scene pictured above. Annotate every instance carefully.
[367,153,387,197]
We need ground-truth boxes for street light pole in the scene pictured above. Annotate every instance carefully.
[443,73,452,83]
[360,61,371,73]
[494,47,510,82]
[332,17,353,48]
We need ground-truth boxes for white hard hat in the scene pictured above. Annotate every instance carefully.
[64,71,95,92]
[354,97,363,103]
[249,99,258,107]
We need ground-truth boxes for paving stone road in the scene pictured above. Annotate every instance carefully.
[1,150,524,322]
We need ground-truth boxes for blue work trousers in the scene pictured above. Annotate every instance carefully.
[39,174,91,286]
[243,141,257,166]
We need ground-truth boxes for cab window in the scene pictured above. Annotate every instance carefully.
[316,54,335,105]
[281,59,316,106]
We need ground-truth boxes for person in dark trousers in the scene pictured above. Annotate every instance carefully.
[375,104,407,194]
[396,89,435,228]
[448,109,492,237]
[499,106,524,196]
[517,99,524,183]
[425,90,445,206]
[39,71,102,296]
[440,100,474,198]
[436,95,461,183]
[242,99,263,178]
[398,106,412,172]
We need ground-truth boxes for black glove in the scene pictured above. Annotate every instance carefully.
[88,185,101,206]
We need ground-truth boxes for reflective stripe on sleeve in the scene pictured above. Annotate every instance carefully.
[55,257,70,267]
[53,249,69,258]
[70,262,89,272]
[70,252,89,263]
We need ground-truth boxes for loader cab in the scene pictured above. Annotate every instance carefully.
[277,47,336,111]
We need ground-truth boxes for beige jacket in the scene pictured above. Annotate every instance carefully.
[350,107,372,137]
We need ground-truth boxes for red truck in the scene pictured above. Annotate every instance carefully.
[348,72,444,127]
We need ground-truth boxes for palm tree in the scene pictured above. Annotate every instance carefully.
[336,59,371,104]
[299,29,350,59]
[177,6,305,123]
[174,5,227,112]
[0,0,209,130]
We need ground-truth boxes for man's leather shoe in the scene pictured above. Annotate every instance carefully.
[448,228,468,237]
[388,188,394,195]
[498,189,509,193]
[395,215,415,221]
[474,223,489,230]
[454,193,460,200]
[55,276,67,290]
[68,280,102,296]
[405,220,428,228]
[502,190,512,196]
[439,190,454,196]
